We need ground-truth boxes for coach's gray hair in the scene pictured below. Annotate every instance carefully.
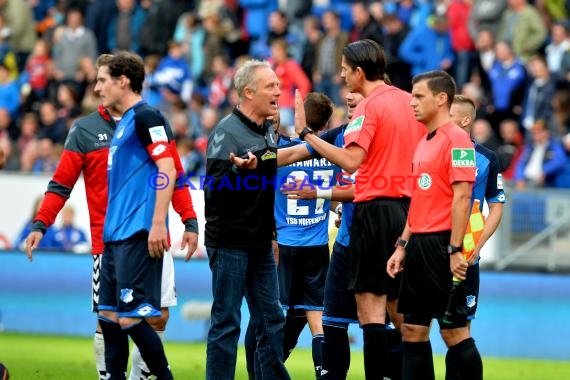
[234,60,272,100]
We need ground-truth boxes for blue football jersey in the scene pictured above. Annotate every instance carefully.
[470,143,506,265]
[276,137,338,246]
[304,125,356,247]
[335,176,355,248]
[472,143,506,210]
[325,126,355,248]
[104,101,173,242]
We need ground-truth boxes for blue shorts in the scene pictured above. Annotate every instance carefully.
[323,242,358,328]
[99,232,162,318]
[278,244,329,311]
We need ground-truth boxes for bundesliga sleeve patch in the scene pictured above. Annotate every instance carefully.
[451,148,475,167]
[149,126,168,143]
[345,115,364,134]
[497,173,504,189]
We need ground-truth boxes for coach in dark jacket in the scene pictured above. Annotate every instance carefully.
[204,59,290,380]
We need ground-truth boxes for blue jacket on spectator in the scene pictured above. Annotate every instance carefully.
[514,137,568,187]
[54,225,89,252]
[15,223,62,251]
[240,0,279,40]
[173,17,206,81]
[399,22,454,75]
[553,159,570,188]
[154,55,193,102]
[107,5,147,54]
[489,59,527,112]
[0,78,20,118]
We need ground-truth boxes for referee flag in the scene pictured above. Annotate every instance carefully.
[462,199,485,261]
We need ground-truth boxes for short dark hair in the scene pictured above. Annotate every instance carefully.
[412,70,456,108]
[342,39,386,81]
[105,51,145,94]
[304,92,334,132]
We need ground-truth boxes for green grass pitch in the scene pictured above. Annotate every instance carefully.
[1,332,569,379]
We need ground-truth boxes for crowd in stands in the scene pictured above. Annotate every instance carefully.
[1,0,570,189]
[2,195,88,251]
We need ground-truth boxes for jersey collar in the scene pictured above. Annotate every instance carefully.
[233,107,270,135]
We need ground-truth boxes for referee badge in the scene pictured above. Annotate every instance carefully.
[345,115,364,133]
[451,148,476,167]
[418,173,432,190]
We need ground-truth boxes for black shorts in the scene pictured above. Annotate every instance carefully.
[398,231,468,329]
[348,197,409,297]
[99,232,163,318]
[323,242,358,328]
[465,263,480,320]
[278,244,329,311]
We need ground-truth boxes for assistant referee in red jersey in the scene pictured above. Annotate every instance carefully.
[387,70,483,380]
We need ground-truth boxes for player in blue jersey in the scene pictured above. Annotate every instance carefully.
[450,95,505,329]
[276,92,335,379]
[95,52,198,380]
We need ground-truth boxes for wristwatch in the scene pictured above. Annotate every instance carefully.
[448,244,463,255]
[395,237,408,249]
[299,127,314,141]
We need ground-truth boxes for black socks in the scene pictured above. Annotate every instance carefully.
[282,313,307,361]
[386,327,403,380]
[362,323,387,380]
[403,340,435,380]
[124,319,173,380]
[98,317,129,380]
[445,338,483,380]
[322,324,350,380]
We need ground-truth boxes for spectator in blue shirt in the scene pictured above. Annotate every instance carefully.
[399,14,455,76]
[106,0,147,54]
[515,120,567,189]
[488,41,527,128]
[0,63,20,118]
[15,196,63,251]
[54,206,89,253]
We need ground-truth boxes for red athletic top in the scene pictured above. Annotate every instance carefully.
[34,106,197,254]
[407,122,476,233]
[343,85,425,202]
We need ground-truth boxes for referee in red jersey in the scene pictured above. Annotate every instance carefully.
[387,70,483,380]
[294,39,425,379]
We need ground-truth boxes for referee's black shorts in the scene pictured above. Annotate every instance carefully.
[398,231,468,329]
[348,197,409,297]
